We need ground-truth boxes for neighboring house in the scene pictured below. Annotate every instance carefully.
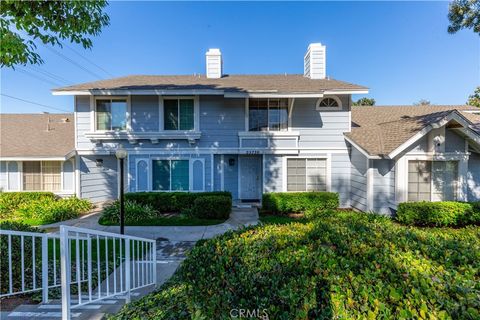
[0,113,76,195]
[3,43,479,214]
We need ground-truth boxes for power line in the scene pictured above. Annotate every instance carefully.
[16,68,64,87]
[25,66,72,85]
[1,94,70,113]
[44,45,105,80]
[62,42,115,77]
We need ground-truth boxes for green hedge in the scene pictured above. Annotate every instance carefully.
[191,195,231,219]
[125,191,231,213]
[111,211,480,319]
[261,192,339,216]
[99,200,158,225]
[396,201,480,227]
[0,192,56,218]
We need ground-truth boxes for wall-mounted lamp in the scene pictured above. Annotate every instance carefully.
[95,159,104,167]
[229,158,235,166]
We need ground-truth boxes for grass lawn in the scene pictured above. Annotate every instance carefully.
[112,211,480,320]
[99,215,227,226]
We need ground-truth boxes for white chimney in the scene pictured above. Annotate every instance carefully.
[206,48,222,79]
[304,43,326,79]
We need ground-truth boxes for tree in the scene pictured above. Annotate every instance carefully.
[467,86,480,107]
[1,0,110,67]
[413,99,431,106]
[448,0,480,35]
[353,97,376,106]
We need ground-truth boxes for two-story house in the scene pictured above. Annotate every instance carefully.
[2,43,479,214]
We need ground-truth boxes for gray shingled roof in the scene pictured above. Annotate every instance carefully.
[52,74,367,94]
[346,106,480,157]
[0,113,74,158]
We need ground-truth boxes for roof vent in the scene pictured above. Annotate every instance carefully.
[304,43,326,79]
[206,48,222,79]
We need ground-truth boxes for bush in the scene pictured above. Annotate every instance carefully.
[396,201,479,227]
[125,191,231,213]
[99,200,158,225]
[0,192,56,218]
[112,211,480,319]
[261,192,339,216]
[13,197,92,225]
[191,195,231,219]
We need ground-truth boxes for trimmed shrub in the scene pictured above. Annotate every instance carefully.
[99,200,158,224]
[0,192,56,218]
[395,201,478,227]
[191,195,231,219]
[125,191,232,213]
[15,197,93,224]
[112,211,480,319]
[261,192,339,215]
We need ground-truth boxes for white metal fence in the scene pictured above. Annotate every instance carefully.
[0,225,157,320]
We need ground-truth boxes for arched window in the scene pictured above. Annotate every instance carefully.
[316,96,342,110]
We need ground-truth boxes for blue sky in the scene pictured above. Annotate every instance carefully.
[1,1,478,113]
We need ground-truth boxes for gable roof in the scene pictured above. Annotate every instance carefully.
[346,105,480,158]
[52,74,368,95]
[0,113,75,158]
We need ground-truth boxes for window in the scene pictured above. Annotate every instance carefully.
[287,158,327,191]
[316,96,341,110]
[152,160,189,191]
[249,98,288,131]
[164,99,194,130]
[408,160,458,202]
[23,161,61,191]
[96,99,127,131]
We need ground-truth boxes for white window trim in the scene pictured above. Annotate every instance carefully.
[282,155,332,192]
[149,157,205,192]
[161,96,199,132]
[315,95,342,111]
[92,96,131,132]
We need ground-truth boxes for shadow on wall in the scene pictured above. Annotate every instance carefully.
[80,156,117,202]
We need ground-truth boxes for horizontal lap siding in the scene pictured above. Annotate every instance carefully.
[372,159,395,215]
[75,96,92,149]
[80,155,118,203]
[445,129,466,153]
[331,153,351,207]
[264,155,283,193]
[198,96,245,148]
[350,147,367,212]
[131,96,159,132]
[468,152,480,201]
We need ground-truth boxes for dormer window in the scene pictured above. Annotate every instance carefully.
[164,98,194,130]
[316,96,342,110]
[96,98,127,131]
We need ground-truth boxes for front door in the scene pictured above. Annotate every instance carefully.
[239,156,262,201]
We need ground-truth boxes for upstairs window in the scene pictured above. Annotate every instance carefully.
[249,98,288,131]
[96,99,127,131]
[164,99,194,130]
[316,96,342,110]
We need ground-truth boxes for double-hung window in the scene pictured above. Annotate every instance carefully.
[408,160,458,202]
[23,161,61,191]
[164,98,194,130]
[96,99,127,131]
[287,158,327,191]
[152,160,189,191]
[249,98,288,131]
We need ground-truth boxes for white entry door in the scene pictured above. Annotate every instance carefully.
[239,156,262,200]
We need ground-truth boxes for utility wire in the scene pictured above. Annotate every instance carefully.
[44,45,105,80]
[1,93,70,113]
[16,68,64,87]
[25,66,72,85]
[62,42,115,77]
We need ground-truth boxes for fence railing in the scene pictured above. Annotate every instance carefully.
[0,226,157,320]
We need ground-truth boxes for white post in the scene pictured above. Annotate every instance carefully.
[41,235,49,303]
[125,238,131,303]
[60,226,71,320]
[152,240,157,288]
